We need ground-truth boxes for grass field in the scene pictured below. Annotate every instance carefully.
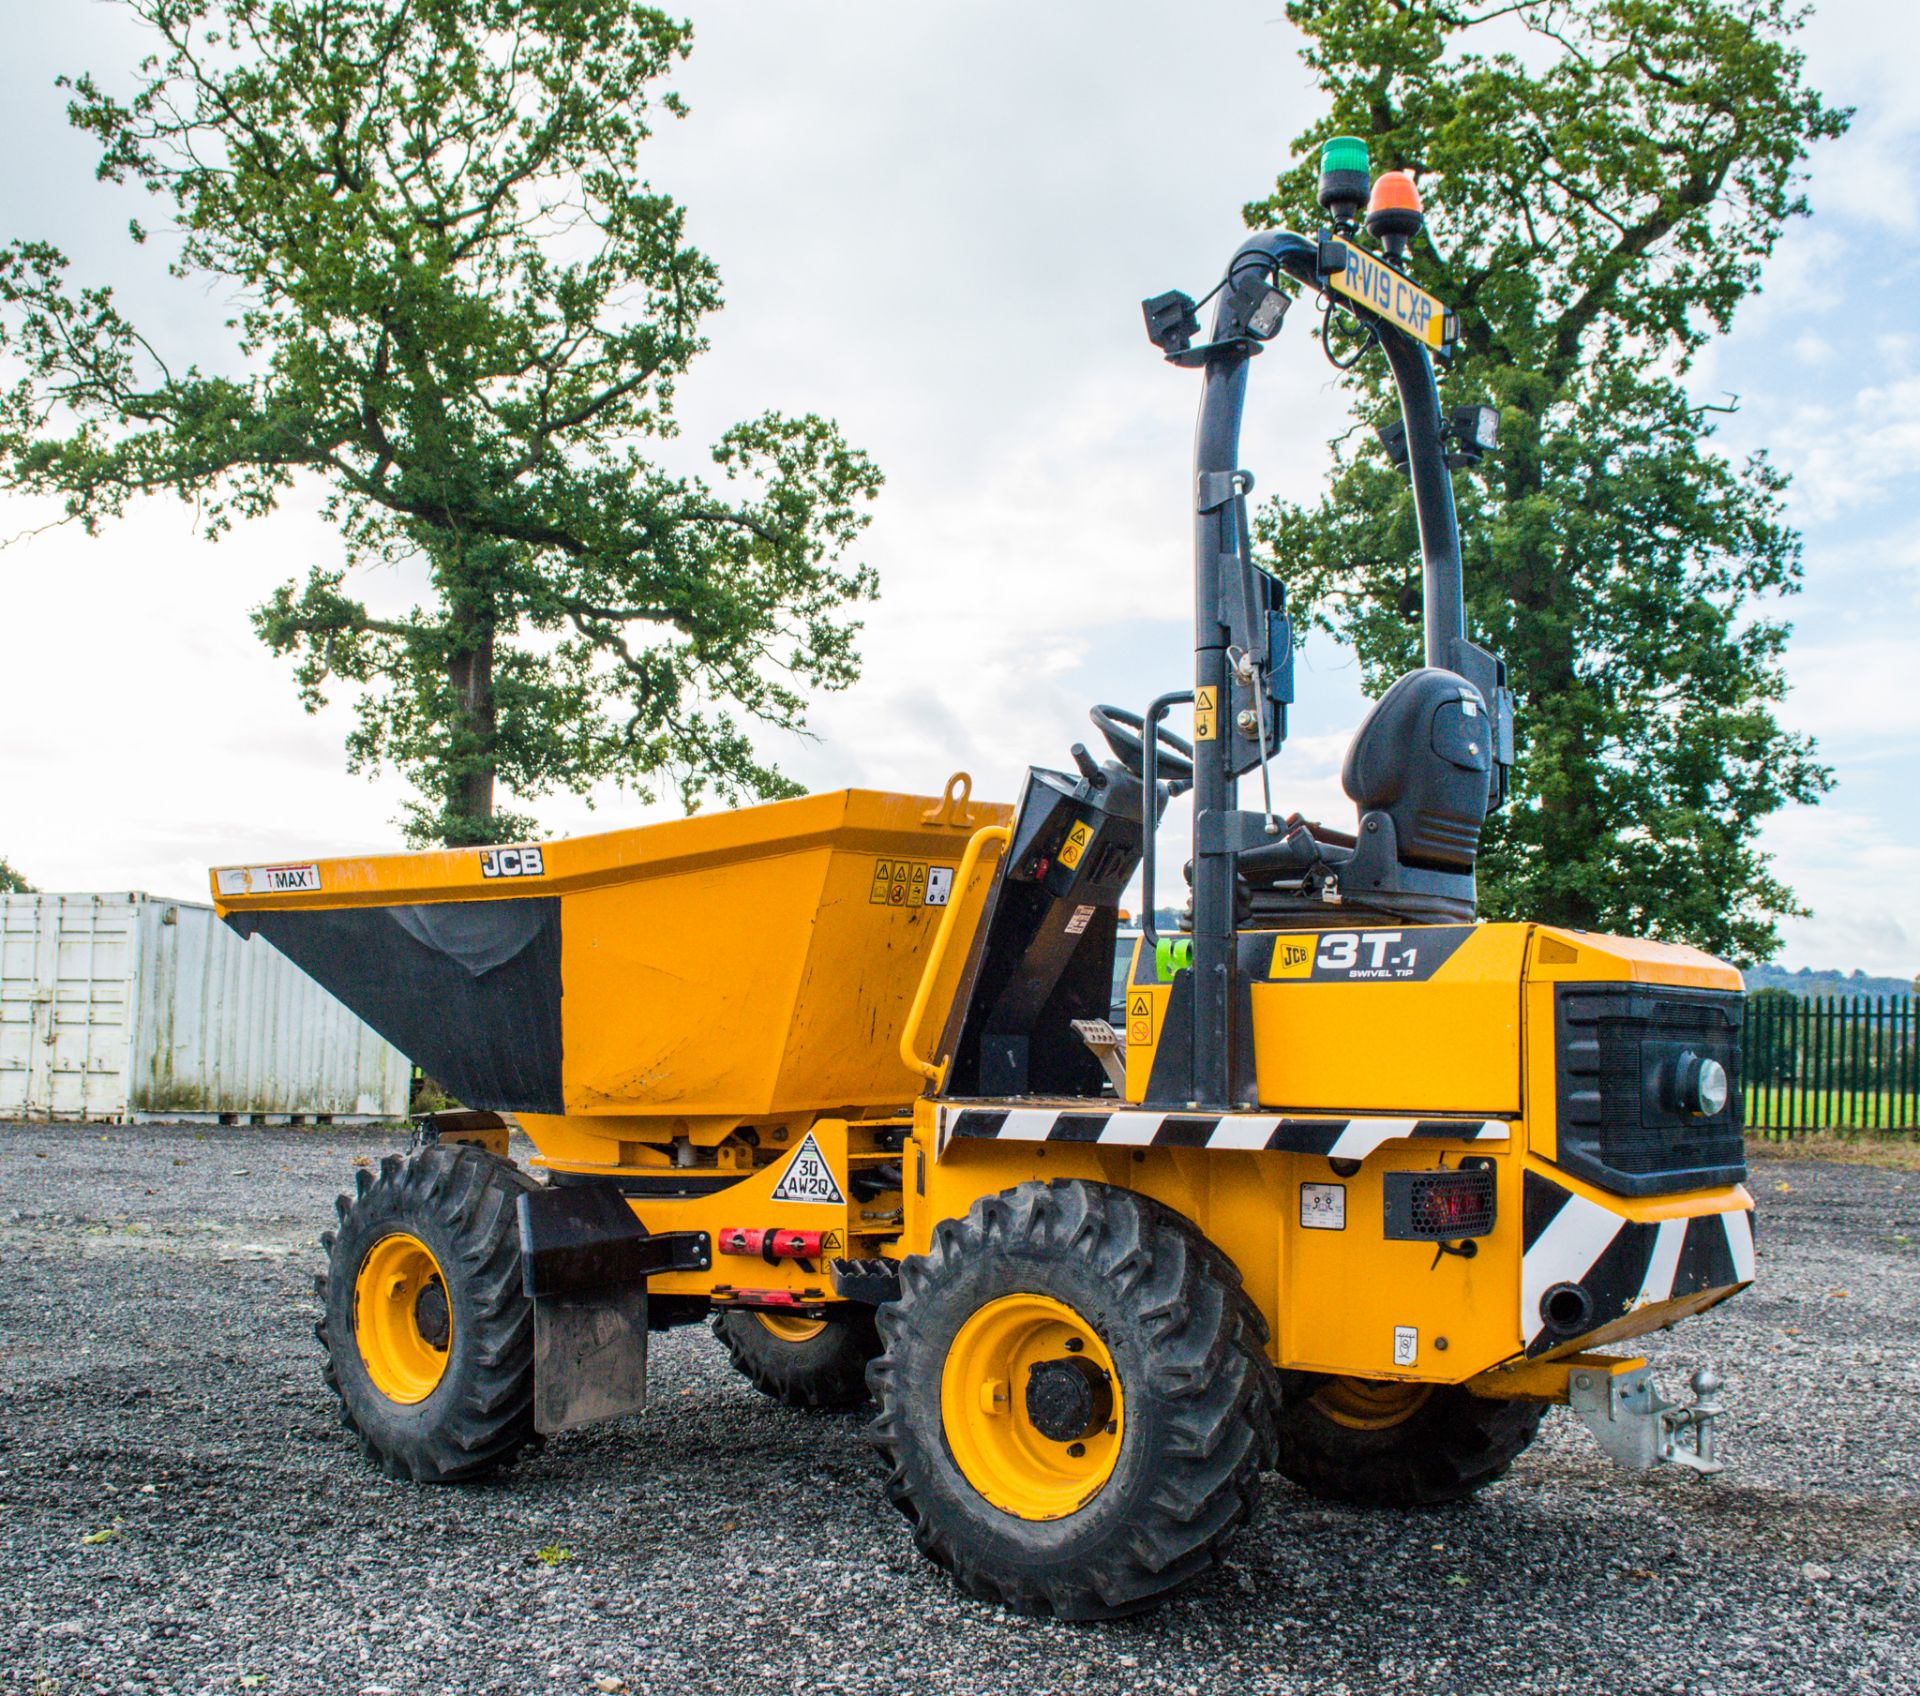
[1746,1131,1920,1170]
[1744,1085,1920,1134]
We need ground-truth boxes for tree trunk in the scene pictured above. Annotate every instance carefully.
[437,541,500,845]
[445,625,496,842]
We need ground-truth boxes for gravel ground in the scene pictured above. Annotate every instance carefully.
[3,1120,1917,1696]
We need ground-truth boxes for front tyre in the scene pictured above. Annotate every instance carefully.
[1272,1373,1544,1507]
[867,1180,1276,1619]
[317,1144,540,1483]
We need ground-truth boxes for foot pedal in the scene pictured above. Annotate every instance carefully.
[1071,1018,1128,1093]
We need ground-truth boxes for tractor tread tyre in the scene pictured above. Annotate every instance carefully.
[712,1309,882,1410]
[317,1144,541,1485]
[1273,1374,1544,1508]
[867,1179,1276,1620]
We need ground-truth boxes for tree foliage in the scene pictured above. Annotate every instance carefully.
[0,856,33,893]
[0,0,881,844]
[1248,0,1847,958]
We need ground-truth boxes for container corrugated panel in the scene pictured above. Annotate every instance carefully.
[0,892,410,1122]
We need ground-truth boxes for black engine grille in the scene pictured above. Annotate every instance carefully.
[1553,984,1746,1197]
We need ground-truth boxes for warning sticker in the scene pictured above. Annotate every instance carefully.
[769,1132,846,1206]
[1064,904,1096,936]
[1058,820,1094,871]
[1126,989,1154,1050]
[1194,686,1218,741]
[1300,1183,1346,1230]
[868,859,952,909]
[1392,1325,1419,1368]
[215,862,321,897]
[819,1228,846,1255]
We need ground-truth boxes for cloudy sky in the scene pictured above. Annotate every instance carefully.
[1,1,1914,975]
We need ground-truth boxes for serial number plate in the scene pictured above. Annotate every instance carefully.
[1326,243,1452,349]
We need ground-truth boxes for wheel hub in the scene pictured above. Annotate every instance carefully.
[413,1279,450,1350]
[940,1293,1125,1521]
[1024,1355,1114,1442]
[353,1231,453,1404]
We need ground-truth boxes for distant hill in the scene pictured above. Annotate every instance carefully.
[1743,964,1914,1001]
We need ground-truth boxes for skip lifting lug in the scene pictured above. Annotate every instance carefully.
[1568,1363,1727,1475]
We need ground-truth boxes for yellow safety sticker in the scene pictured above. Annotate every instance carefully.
[869,859,953,908]
[1127,989,1154,1050]
[1325,243,1452,350]
[1058,820,1094,871]
[1194,686,1218,741]
[820,1228,846,1256]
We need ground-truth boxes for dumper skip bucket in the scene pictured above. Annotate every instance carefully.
[212,781,1008,1162]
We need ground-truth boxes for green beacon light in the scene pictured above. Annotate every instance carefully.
[1318,135,1371,227]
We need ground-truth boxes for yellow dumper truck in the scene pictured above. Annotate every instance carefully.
[213,144,1752,1618]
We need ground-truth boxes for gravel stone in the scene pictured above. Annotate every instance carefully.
[3,1119,1917,1695]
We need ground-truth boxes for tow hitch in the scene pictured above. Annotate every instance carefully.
[1569,1363,1726,1475]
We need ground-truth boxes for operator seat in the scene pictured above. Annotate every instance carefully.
[1239,667,1493,924]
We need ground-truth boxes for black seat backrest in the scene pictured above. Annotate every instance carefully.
[1341,668,1493,872]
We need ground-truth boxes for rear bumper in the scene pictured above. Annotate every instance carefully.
[1520,1166,1754,1358]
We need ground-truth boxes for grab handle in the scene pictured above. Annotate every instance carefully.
[900,823,1011,1090]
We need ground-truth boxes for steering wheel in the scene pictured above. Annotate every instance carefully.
[1090,704,1194,786]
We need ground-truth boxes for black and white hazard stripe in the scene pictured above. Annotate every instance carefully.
[942,1105,1508,1161]
[1519,1170,1756,1355]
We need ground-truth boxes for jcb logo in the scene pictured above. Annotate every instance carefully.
[479,846,546,880]
[1273,940,1315,979]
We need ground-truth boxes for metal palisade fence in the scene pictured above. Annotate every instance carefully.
[1741,994,1918,1136]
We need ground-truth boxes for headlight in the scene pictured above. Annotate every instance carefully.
[1676,1050,1730,1117]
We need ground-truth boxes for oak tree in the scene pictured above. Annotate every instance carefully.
[0,0,881,844]
[1248,0,1846,958]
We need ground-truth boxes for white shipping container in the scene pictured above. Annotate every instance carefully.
[0,892,411,1122]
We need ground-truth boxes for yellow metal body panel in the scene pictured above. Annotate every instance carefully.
[212,785,1009,1168]
[1249,924,1528,1114]
[1127,923,1529,1113]
[616,1117,908,1305]
[902,922,1753,1391]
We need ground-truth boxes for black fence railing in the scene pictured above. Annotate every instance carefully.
[1741,994,1918,1136]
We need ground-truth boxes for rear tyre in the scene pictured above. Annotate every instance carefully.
[867,1179,1276,1620]
[1272,1373,1544,1507]
[317,1144,540,1484]
[712,1308,881,1410]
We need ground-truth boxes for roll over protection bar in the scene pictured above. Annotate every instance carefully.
[1174,228,1494,1111]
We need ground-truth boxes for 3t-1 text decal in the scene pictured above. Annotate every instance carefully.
[1267,925,1473,983]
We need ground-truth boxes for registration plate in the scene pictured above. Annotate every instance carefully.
[1326,242,1453,349]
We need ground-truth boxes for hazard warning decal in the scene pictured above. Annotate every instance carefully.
[769,1132,846,1206]
[1126,989,1154,1049]
[868,859,956,909]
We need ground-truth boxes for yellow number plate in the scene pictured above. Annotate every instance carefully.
[1326,243,1452,349]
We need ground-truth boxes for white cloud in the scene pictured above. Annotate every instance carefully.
[1761,805,1920,978]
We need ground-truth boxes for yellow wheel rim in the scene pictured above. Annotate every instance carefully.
[1311,1376,1431,1431]
[940,1293,1124,1521]
[353,1232,453,1404]
[755,1311,828,1344]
